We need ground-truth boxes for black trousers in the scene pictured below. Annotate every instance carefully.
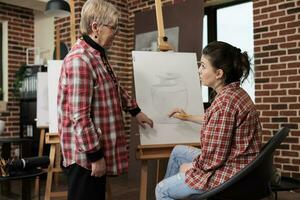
[67,163,106,200]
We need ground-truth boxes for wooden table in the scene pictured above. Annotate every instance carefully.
[0,169,46,200]
[0,137,34,200]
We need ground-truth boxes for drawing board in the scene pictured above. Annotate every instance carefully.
[47,60,63,133]
[36,72,49,127]
[132,51,204,145]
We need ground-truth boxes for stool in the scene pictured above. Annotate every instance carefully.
[271,176,300,200]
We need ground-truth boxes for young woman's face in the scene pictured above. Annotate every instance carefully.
[198,55,220,88]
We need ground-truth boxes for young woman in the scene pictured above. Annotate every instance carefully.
[155,41,262,200]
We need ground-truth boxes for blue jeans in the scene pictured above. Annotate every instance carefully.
[155,145,203,200]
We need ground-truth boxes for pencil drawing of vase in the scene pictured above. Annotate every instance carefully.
[151,72,188,124]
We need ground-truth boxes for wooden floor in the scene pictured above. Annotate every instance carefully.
[0,173,300,200]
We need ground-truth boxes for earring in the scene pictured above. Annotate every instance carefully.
[94,35,98,39]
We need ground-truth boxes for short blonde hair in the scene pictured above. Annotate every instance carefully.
[80,0,119,34]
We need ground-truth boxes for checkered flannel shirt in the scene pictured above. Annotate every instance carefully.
[57,38,138,175]
[185,82,262,190]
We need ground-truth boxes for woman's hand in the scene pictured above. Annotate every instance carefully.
[179,162,193,173]
[136,112,154,128]
[168,107,204,124]
[168,108,190,121]
[91,158,106,177]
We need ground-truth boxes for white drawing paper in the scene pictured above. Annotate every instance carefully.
[47,60,63,133]
[36,72,49,127]
[132,51,204,145]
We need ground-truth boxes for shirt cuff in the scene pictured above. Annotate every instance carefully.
[86,149,104,162]
[129,107,141,117]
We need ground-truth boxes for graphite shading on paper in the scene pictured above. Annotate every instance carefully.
[132,51,204,145]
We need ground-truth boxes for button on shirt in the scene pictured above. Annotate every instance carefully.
[57,38,138,175]
[185,82,262,190]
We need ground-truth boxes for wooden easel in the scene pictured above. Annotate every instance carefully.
[154,0,173,51]
[34,127,47,199]
[44,133,67,200]
[42,0,77,197]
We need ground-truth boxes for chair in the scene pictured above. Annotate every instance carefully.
[189,127,290,200]
[271,176,300,200]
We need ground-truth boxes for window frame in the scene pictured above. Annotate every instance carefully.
[0,20,8,102]
[203,0,253,106]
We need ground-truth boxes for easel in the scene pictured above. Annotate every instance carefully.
[33,127,47,199]
[135,1,199,200]
[42,0,112,198]
[154,0,173,51]
[44,133,67,200]
[42,0,77,198]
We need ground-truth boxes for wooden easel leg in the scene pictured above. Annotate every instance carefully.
[45,143,56,200]
[106,177,112,200]
[156,160,160,184]
[34,129,45,200]
[156,159,165,184]
[140,160,148,200]
[54,144,61,186]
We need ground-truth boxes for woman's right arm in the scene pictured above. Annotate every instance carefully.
[168,108,204,124]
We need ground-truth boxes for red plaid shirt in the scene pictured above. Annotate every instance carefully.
[185,82,262,190]
[57,38,138,175]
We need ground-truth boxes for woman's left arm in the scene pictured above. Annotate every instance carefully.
[118,85,138,111]
[119,85,153,128]
[199,108,235,171]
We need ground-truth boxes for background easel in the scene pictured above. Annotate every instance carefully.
[43,0,76,198]
[33,127,47,199]
[43,1,112,199]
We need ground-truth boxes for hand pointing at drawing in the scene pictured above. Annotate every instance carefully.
[168,107,204,124]
[168,108,190,120]
[136,112,154,128]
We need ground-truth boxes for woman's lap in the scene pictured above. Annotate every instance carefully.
[156,172,203,200]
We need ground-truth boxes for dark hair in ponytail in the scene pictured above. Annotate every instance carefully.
[202,41,251,84]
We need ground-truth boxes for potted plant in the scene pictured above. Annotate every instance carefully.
[13,64,27,97]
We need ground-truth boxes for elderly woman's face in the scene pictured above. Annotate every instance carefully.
[92,22,118,49]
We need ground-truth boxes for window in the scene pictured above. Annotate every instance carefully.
[203,0,254,102]
[217,2,254,101]
[202,15,209,103]
[0,21,8,102]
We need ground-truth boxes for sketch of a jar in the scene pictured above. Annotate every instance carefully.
[151,72,188,124]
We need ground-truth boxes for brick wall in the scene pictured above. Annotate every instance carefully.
[0,3,34,137]
[253,0,300,178]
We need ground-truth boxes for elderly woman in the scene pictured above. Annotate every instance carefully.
[57,0,153,199]
[155,41,262,199]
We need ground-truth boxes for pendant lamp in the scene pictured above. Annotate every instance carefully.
[45,0,70,18]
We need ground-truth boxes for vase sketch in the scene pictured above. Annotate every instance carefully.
[151,72,188,124]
